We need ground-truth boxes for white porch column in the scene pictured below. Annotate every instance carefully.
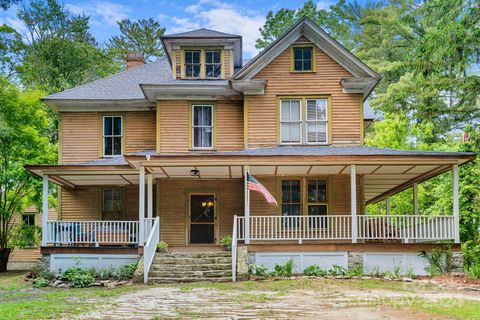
[413,183,419,215]
[350,165,357,243]
[386,196,390,215]
[244,165,250,244]
[41,175,49,246]
[453,164,460,243]
[139,166,145,245]
[147,173,153,219]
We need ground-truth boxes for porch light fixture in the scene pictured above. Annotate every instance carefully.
[190,169,200,176]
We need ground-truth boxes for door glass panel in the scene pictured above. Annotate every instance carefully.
[190,194,215,244]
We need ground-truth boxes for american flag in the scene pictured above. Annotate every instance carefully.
[247,173,278,206]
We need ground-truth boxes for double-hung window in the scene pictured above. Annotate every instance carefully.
[103,116,123,156]
[184,50,201,78]
[306,99,328,143]
[281,180,301,227]
[205,50,221,78]
[102,188,123,220]
[192,105,214,149]
[280,99,302,144]
[307,179,328,227]
[279,98,328,144]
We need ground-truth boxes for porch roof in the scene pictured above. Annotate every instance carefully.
[25,146,475,204]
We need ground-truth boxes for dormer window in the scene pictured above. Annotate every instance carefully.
[184,50,201,78]
[181,49,223,79]
[205,50,221,78]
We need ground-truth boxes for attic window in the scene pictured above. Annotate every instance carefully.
[184,50,201,78]
[292,46,314,72]
[205,50,221,78]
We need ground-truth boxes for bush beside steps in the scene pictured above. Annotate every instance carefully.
[30,262,138,289]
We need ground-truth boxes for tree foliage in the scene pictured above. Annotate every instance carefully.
[16,0,120,93]
[0,0,19,10]
[0,77,56,257]
[107,18,166,62]
[0,24,24,79]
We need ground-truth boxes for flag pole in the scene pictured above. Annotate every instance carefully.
[244,165,250,244]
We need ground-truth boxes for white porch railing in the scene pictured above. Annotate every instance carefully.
[45,221,140,245]
[143,216,160,283]
[358,215,455,241]
[234,215,456,243]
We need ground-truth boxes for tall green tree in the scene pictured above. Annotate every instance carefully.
[0,24,24,78]
[0,0,19,10]
[107,18,166,62]
[0,77,56,271]
[17,0,120,93]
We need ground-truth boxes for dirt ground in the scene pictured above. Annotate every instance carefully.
[74,278,480,320]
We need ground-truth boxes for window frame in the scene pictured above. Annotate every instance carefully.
[290,45,316,72]
[183,50,202,79]
[277,177,330,218]
[190,103,215,150]
[279,99,303,145]
[181,48,224,79]
[278,96,330,145]
[205,50,222,79]
[102,187,125,219]
[102,115,124,157]
[305,98,329,145]
[22,213,36,227]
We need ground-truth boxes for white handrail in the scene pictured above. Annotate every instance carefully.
[231,215,238,282]
[45,220,140,245]
[235,215,456,242]
[143,216,160,283]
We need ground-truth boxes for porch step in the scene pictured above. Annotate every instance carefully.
[148,251,233,283]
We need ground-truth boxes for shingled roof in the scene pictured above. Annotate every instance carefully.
[43,58,172,101]
[162,28,241,38]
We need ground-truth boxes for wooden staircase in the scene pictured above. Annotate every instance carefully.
[148,251,233,283]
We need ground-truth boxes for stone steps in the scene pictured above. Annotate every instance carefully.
[148,251,233,283]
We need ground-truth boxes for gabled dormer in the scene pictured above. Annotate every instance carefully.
[161,28,242,80]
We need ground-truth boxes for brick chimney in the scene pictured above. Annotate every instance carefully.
[126,52,145,69]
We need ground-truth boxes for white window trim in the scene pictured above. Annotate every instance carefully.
[102,115,123,157]
[279,99,303,145]
[305,99,329,145]
[192,104,214,150]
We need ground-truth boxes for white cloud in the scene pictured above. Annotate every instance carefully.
[65,1,131,27]
[316,0,334,11]
[169,1,265,57]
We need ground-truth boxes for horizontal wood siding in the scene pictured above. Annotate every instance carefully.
[158,101,190,153]
[224,49,234,78]
[157,100,244,153]
[248,37,362,148]
[61,187,100,220]
[60,112,99,163]
[125,111,156,154]
[216,100,244,151]
[157,179,243,246]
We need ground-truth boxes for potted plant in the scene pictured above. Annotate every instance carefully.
[220,235,232,251]
[156,241,168,253]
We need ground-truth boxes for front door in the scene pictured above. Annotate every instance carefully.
[189,193,216,244]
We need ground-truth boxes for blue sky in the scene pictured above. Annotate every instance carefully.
[1,0,341,58]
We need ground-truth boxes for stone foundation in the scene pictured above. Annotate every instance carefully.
[347,251,363,271]
[451,251,464,273]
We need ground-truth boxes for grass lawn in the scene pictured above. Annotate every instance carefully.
[2,272,480,319]
[0,271,146,320]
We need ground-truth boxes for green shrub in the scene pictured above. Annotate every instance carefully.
[467,264,480,278]
[347,264,364,277]
[327,265,347,276]
[272,259,295,277]
[303,265,326,277]
[115,262,138,279]
[420,248,453,276]
[220,235,232,247]
[97,268,114,280]
[248,264,270,277]
[156,241,168,252]
[69,273,95,288]
[60,267,94,288]
[385,265,402,279]
[33,277,49,288]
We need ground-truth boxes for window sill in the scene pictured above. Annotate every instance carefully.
[189,148,217,152]
[289,70,316,74]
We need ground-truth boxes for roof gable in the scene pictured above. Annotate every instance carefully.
[233,17,379,81]
[162,28,241,38]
